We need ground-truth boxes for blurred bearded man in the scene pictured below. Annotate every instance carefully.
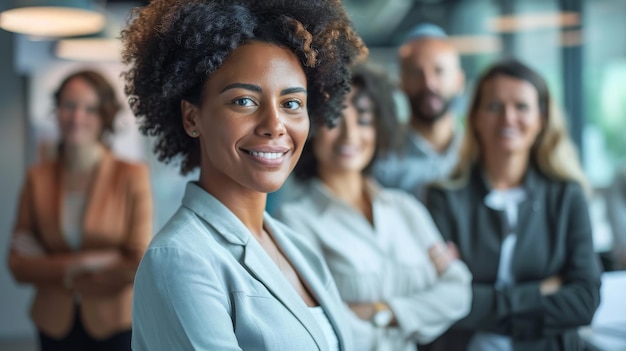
[373,23,465,201]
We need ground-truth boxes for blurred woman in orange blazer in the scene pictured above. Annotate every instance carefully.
[7,70,153,351]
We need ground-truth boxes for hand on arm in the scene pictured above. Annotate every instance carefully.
[63,250,125,294]
[539,276,562,296]
[348,302,397,326]
[428,242,457,275]
[11,231,45,257]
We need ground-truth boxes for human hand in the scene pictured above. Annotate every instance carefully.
[70,271,126,297]
[429,242,455,275]
[348,302,376,321]
[64,251,121,290]
[446,241,460,260]
[540,276,562,295]
[11,231,45,257]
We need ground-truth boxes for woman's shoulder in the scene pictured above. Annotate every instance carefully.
[109,155,149,175]
[26,159,57,177]
[376,186,429,211]
[148,207,216,254]
[423,178,472,202]
[274,181,326,218]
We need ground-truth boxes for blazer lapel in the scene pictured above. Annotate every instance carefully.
[181,183,327,349]
[268,219,349,350]
[81,150,114,247]
[39,160,71,252]
[241,232,327,350]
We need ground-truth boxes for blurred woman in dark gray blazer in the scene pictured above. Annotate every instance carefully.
[426,59,601,351]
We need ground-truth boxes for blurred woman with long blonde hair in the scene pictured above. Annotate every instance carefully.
[426,59,601,351]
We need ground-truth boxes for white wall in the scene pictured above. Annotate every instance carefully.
[0,29,34,339]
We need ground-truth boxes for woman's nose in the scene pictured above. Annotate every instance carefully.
[255,106,286,138]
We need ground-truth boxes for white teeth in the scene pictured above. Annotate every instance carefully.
[250,151,283,159]
[338,145,359,156]
[500,128,519,137]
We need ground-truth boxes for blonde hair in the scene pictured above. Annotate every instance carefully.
[449,59,591,196]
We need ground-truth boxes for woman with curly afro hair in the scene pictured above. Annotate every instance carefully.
[122,0,367,350]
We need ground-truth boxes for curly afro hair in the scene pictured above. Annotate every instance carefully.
[122,0,367,174]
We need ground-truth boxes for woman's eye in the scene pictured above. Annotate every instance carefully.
[486,102,502,113]
[232,97,255,107]
[358,118,374,126]
[283,100,303,110]
[357,110,374,125]
[516,103,529,112]
[60,101,77,111]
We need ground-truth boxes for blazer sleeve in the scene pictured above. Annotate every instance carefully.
[132,246,242,351]
[387,194,472,344]
[7,169,73,284]
[274,206,324,255]
[7,171,42,283]
[11,169,36,236]
[502,184,601,340]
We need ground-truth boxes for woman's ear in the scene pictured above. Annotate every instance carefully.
[181,100,199,137]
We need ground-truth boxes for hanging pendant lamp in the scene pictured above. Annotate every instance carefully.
[0,0,106,38]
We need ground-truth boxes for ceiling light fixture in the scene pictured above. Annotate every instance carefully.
[488,11,580,33]
[55,37,121,61]
[0,0,106,37]
[448,35,502,55]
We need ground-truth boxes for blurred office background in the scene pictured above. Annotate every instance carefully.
[0,0,624,350]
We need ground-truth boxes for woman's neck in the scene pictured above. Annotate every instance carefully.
[198,172,267,239]
[318,169,373,223]
[62,143,104,171]
[482,150,529,190]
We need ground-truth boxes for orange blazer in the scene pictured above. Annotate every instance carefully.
[8,150,153,339]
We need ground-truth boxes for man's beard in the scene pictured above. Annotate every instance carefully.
[408,91,455,125]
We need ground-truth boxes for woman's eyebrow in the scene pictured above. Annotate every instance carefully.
[219,84,306,96]
[220,83,262,93]
[281,87,307,95]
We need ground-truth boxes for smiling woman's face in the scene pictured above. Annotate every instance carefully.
[473,74,542,157]
[182,41,309,194]
[56,77,103,147]
[313,86,377,177]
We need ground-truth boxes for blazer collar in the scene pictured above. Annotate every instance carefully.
[244,216,335,350]
[472,161,546,201]
[306,177,387,217]
[181,182,342,349]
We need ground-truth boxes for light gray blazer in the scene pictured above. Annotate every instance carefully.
[132,182,352,351]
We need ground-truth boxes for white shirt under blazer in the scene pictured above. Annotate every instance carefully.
[132,182,352,351]
[276,179,472,351]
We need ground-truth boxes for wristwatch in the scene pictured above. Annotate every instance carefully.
[371,302,393,328]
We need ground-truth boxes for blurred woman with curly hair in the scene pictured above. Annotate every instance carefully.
[121,0,366,350]
[425,59,601,351]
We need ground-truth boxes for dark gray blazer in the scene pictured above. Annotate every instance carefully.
[425,165,601,351]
